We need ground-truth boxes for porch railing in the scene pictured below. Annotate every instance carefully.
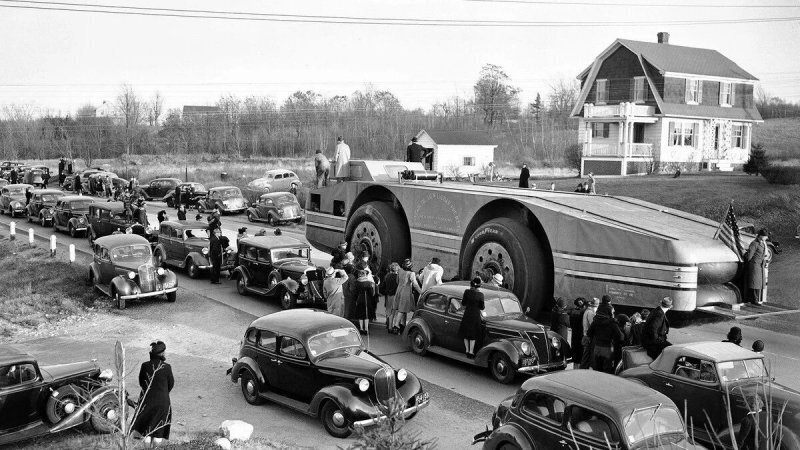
[583,143,653,158]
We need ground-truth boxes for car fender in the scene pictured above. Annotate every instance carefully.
[153,244,168,260]
[246,206,260,217]
[186,252,210,267]
[475,341,520,368]
[68,216,85,229]
[230,357,265,385]
[546,330,571,361]
[403,317,432,342]
[309,384,356,419]
[280,278,299,294]
[88,263,102,285]
[230,266,249,281]
[484,424,534,450]
[110,276,137,296]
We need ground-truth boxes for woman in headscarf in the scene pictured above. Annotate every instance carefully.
[132,341,174,447]
[353,269,376,333]
[459,277,485,358]
[382,262,400,334]
[323,266,347,317]
[392,259,422,332]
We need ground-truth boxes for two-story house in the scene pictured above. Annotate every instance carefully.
[570,32,762,176]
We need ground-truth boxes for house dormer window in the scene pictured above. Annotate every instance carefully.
[596,79,608,104]
[685,79,702,104]
[633,77,647,103]
[720,82,735,107]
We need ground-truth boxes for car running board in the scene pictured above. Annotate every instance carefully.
[427,346,482,366]
[258,390,313,416]
[95,284,111,297]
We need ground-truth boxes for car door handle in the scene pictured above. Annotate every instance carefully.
[664,382,673,388]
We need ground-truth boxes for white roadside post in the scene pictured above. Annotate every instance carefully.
[50,235,57,257]
[28,228,34,245]
[9,221,15,241]
[69,244,75,263]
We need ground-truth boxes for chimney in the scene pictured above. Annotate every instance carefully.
[657,32,670,44]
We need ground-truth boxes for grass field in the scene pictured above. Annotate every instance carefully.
[752,117,800,161]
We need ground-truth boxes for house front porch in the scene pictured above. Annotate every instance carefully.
[579,104,660,175]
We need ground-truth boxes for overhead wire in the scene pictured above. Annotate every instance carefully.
[465,0,800,8]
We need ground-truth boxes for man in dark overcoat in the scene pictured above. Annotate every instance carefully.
[518,164,530,188]
[406,137,426,164]
[744,229,771,304]
[9,168,17,184]
[642,297,673,359]
[209,228,222,284]
[132,341,174,445]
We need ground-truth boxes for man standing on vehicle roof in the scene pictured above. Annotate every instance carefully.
[642,297,672,359]
[406,137,426,164]
[314,149,330,188]
[333,136,350,179]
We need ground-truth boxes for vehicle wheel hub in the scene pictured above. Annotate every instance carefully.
[63,402,76,414]
[471,242,515,289]
[246,380,256,396]
[106,409,117,421]
[495,359,507,375]
[332,410,345,427]
[414,335,423,348]
[351,221,380,262]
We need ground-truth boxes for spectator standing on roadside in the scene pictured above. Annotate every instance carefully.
[209,228,223,284]
[744,229,771,304]
[157,210,168,224]
[459,277,485,358]
[723,326,743,346]
[642,297,673,359]
[406,136,426,164]
[131,341,174,447]
[353,269,376,334]
[333,136,351,179]
[580,297,599,369]
[174,185,181,209]
[550,297,570,340]
[420,257,444,293]
[177,205,187,221]
[74,173,82,194]
[587,304,624,373]
[569,298,586,367]
[122,189,133,219]
[331,241,348,268]
[314,149,330,188]
[9,168,17,184]
[207,206,222,233]
[393,259,421,332]
[25,187,32,205]
[382,263,400,333]
[629,312,645,345]
[519,164,530,188]
[323,267,348,318]
[58,157,65,184]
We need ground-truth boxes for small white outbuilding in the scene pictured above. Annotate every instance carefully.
[414,130,496,177]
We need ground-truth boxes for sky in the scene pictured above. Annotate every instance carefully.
[0,0,799,117]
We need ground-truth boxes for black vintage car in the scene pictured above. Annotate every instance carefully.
[22,165,51,188]
[89,234,178,309]
[52,195,95,237]
[86,202,154,244]
[0,161,23,180]
[62,168,107,192]
[163,182,208,208]
[153,221,235,279]
[227,310,429,438]
[196,186,247,214]
[0,346,120,446]
[403,283,570,384]
[473,370,700,449]
[0,183,34,218]
[245,192,303,225]
[25,189,64,226]
[136,178,182,201]
[230,235,325,310]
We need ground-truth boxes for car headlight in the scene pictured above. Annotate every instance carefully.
[79,217,85,224]
[157,267,165,276]
[356,378,370,392]
[551,336,561,349]
[520,341,532,356]
[202,247,209,255]
[397,368,408,382]
[98,368,114,381]
[300,274,308,285]
[128,271,136,279]
[12,201,21,208]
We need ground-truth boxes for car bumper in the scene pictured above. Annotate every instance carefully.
[120,287,178,300]
[223,208,246,214]
[517,359,567,374]
[72,225,88,231]
[353,398,431,427]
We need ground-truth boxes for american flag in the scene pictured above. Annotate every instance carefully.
[714,203,745,260]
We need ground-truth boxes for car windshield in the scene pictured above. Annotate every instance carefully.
[41,194,62,202]
[69,200,94,209]
[184,228,210,240]
[218,188,242,198]
[187,184,206,191]
[482,296,523,317]
[625,405,686,447]
[307,328,364,359]
[110,244,152,264]
[271,194,294,204]
[7,187,25,195]
[718,358,767,382]
[271,247,310,260]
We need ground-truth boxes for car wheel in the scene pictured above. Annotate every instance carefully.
[777,426,800,450]
[247,211,255,223]
[236,276,248,296]
[114,290,126,309]
[489,352,516,384]
[90,393,120,434]
[69,225,78,238]
[346,201,410,277]
[267,215,275,226]
[320,401,352,439]
[240,371,265,405]
[267,273,279,290]
[497,442,521,450]
[40,215,47,227]
[165,291,176,303]
[280,289,297,310]
[461,217,550,317]
[45,384,85,424]
[408,328,429,356]
[186,259,200,279]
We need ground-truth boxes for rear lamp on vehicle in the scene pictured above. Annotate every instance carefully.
[356,378,370,392]
[157,267,166,276]
[300,275,309,285]
[551,336,561,349]
[202,247,209,255]
[397,368,408,382]
[128,271,136,279]
[520,341,532,356]
[99,368,114,381]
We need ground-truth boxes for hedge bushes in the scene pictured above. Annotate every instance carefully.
[761,165,800,185]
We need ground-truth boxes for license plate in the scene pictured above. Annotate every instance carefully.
[522,358,537,366]
[415,392,429,404]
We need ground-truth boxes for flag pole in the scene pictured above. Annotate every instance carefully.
[713,201,733,239]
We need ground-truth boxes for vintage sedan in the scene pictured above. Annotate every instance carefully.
[62,168,107,191]
[163,182,208,208]
[0,179,7,190]
[136,177,182,201]
[247,169,302,193]
[474,370,702,449]
[619,342,800,448]
[231,235,325,309]
[0,183,33,217]
[22,165,51,188]
[86,202,154,244]
[52,195,95,237]
[25,189,64,226]
[153,220,235,278]
[227,310,429,438]
[0,161,24,180]
[196,186,248,214]
[88,234,178,309]
[0,345,120,446]
[404,283,569,384]
[245,192,303,225]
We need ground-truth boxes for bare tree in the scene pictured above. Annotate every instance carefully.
[115,84,144,157]
[474,64,520,127]
[146,91,164,127]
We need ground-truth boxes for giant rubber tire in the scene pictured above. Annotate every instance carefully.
[90,393,120,434]
[346,201,410,276]
[461,217,549,317]
[45,384,85,424]
[320,400,352,439]
[779,427,800,450]
[489,352,516,384]
[408,328,429,356]
[240,371,265,405]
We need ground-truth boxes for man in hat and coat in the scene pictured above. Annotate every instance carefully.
[579,297,599,369]
[406,137,427,164]
[518,164,530,188]
[209,228,223,284]
[744,229,771,304]
[642,297,673,359]
[132,340,174,446]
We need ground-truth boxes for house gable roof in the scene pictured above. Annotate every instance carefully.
[417,129,495,146]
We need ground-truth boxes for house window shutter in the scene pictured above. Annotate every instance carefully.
[603,123,610,138]
[730,85,736,106]
[693,123,699,147]
[685,80,690,103]
[669,121,676,146]
[743,125,749,149]
[719,82,724,105]
[698,82,704,103]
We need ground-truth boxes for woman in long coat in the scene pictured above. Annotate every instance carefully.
[744,230,771,304]
[353,269,376,333]
[132,341,174,446]
[458,277,485,357]
[392,259,421,331]
[382,263,400,333]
